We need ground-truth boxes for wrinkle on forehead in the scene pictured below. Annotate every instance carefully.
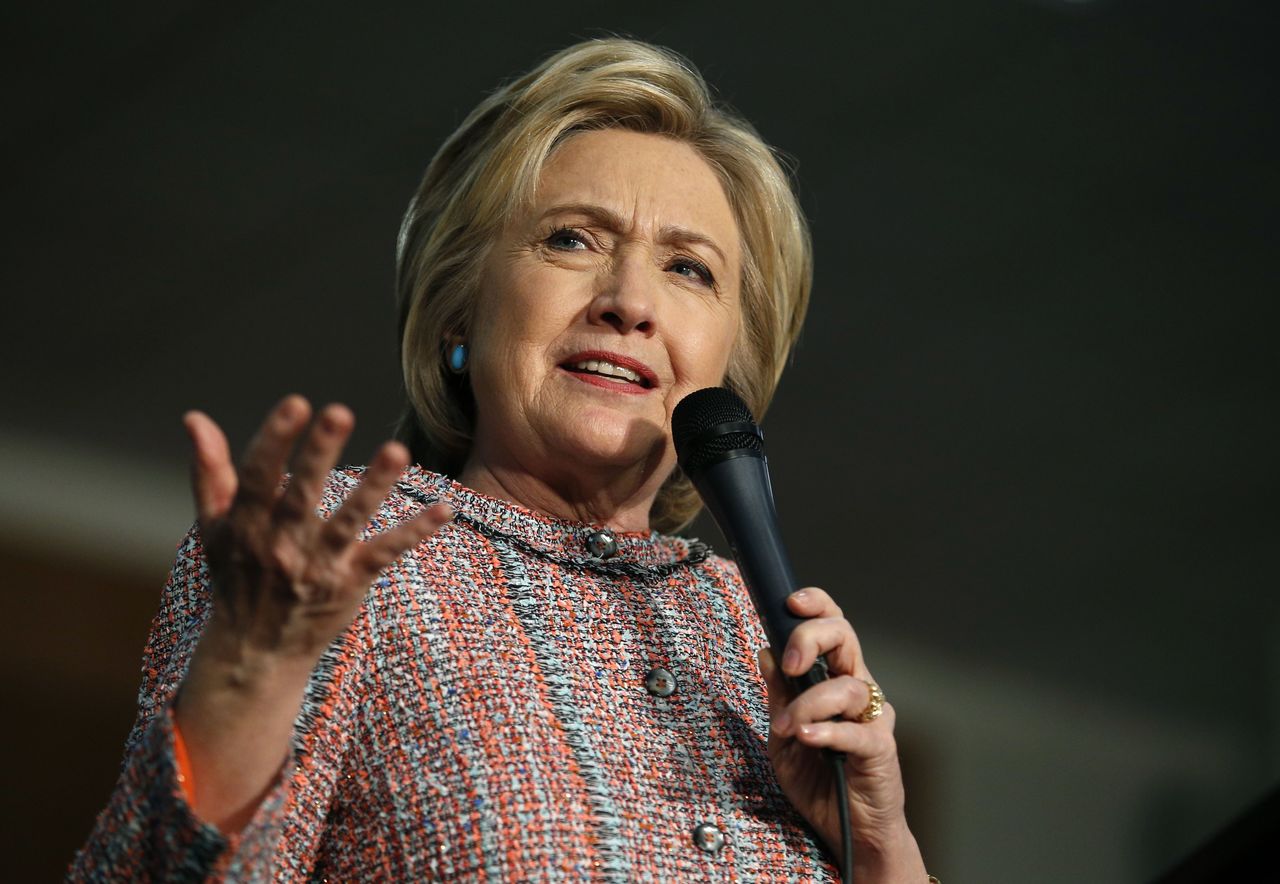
[528,130,742,270]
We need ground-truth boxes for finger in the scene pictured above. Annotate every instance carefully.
[778,674,877,737]
[274,402,354,522]
[184,411,237,525]
[322,441,411,548]
[793,704,897,756]
[780,616,865,681]
[238,395,312,510]
[786,586,843,620]
[351,503,453,581]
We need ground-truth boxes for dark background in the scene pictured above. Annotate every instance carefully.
[3,1,1276,880]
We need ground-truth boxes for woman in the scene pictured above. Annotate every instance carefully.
[72,39,931,881]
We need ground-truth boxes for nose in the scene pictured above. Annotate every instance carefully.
[588,249,657,335]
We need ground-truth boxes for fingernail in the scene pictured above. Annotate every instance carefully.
[775,710,792,735]
[798,723,818,739]
[756,648,772,674]
[790,589,808,602]
[782,647,801,673]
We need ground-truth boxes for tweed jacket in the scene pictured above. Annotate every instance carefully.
[71,466,837,881]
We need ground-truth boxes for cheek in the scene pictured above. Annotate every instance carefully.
[470,280,579,404]
[471,269,547,358]
[679,305,740,385]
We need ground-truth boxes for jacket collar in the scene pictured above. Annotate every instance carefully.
[394,466,708,577]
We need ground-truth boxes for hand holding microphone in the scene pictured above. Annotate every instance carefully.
[673,388,926,882]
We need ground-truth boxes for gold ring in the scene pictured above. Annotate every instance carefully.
[854,680,885,723]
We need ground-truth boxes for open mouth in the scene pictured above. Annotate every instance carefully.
[559,354,656,390]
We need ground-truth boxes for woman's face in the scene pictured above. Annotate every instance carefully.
[464,128,742,495]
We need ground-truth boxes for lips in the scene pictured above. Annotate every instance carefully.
[559,350,659,392]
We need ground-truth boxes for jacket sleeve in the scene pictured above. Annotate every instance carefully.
[68,492,372,882]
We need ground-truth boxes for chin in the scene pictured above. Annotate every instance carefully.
[552,418,665,470]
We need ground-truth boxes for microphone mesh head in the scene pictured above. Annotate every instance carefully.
[672,387,764,479]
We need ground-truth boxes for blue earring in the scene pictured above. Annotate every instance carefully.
[448,342,468,374]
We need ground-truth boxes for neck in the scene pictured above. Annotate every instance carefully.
[456,446,669,534]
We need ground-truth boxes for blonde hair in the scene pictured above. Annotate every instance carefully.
[396,38,812,533]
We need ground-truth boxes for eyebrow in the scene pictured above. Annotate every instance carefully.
[537,202,729,266]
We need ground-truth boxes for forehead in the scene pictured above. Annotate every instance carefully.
[532,131,741,255]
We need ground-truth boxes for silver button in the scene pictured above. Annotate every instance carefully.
[585,529,618,559]
[692,823,725,853]
[644,667,676,698]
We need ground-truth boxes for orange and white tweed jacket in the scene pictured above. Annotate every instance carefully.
[71,467,837,882]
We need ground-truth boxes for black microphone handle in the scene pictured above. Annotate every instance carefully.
[692,453,830,691]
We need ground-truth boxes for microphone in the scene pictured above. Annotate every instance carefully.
[675,387,856,879]
[672,387,829,690]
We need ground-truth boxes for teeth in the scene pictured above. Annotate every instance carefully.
[572,359,643,384]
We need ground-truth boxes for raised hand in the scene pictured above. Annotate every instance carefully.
[184,394,449,665]
[176,395,449,831]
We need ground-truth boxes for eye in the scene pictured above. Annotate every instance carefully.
[546,227,589,251]
[670,257,715,287]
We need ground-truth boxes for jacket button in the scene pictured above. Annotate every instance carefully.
[693,823,725,853]
[644,667,677,697]
[585,529,618,559]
